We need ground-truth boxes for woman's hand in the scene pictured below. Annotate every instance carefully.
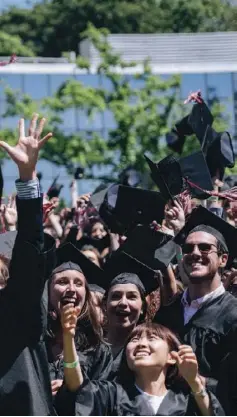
[61,303,81,338]
[51,379,63,396]
[171,345,200,388]
[0,114,53,181]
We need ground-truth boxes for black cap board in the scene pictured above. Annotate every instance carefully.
[203,126,235,179]
[53,243,158,295]
[104,250,159,295]
[188,101,214,143]
[47,175,64,199]
[166,115,193,154]
[0,230,55,261]
[145,150,213,201]
[166,101,214,154]
[118,225,176,271]
[175,205,237,266]
[53,242,104,284]
[90,183,166,234]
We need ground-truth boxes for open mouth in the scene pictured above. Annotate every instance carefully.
[61,296,78,306]
[115,310,130,317]
[134,350,150,357]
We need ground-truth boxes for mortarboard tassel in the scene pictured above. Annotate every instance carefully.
[184,90,204,105]
[186,179,237,202]
[0,55,17,67]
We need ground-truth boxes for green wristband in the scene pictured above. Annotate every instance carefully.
[176,253,183,261]
[63,359,79,368]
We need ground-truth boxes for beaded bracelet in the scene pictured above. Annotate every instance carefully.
[63,359,79,369]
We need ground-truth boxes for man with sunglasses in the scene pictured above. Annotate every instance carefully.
[154,205,237,394]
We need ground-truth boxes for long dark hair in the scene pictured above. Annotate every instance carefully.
[47,275,104,352]
[117,322,181,388]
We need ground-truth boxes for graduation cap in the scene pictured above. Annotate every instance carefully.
[118,225,176,271]
[61,242,160,294]
[188,101,214,143]
[175,205,237,266]
[47,175,64,199]
[166,115,193,154]
[0,230,55,278]
[53,242,104,284]
[166,102,214,154]
[202,127,235,179]
[103,251,159,295]
[90,184,166,234]
[145,150,213,201]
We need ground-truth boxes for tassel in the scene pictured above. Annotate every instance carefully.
[184,90,203,105]
[186,179,237,202]
[0,54,17,67]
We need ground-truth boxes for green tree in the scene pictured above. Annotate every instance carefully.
[0,24,182,182]
[0,31,34,56]
[0,0,235,57]
[1,25,233,180]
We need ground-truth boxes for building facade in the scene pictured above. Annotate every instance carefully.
[0,31,236,200]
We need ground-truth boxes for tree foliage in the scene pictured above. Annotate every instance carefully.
[0,0,235,57]
[0,31,34,56]
[0,24,184,181]
[0,24,232,180]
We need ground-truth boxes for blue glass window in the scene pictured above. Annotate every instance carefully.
[24,74,49,99]
[0,74,23,93]
[206,73,232,100]
[181,74,206,100]
[49,74,73,94]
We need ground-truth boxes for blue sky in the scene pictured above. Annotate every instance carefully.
[0,0,39,11]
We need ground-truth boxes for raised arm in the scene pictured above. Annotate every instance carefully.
[0,114,53,334]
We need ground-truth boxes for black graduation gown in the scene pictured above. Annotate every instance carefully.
[107,347,124,381]
[0,197,55,415]
[49,341,113,381]
[216,352,237,415]
[55,379,224,416]
[154,292,237,389]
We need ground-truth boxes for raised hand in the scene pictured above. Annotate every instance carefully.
[164,200,185,235]
[1,195,17,229]
[61,303,81,338]
[171,345,199,387]
[0,114,53,181]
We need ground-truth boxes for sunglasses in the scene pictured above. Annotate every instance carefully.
[182,243,218,255]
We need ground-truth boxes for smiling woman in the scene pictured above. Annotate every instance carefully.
[45,242,113,398]
[55,321,223,416]
[103,272,147,380]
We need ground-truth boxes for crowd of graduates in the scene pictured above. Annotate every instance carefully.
[1,94,237,415]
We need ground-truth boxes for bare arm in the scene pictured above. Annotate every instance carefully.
[71,180,78,210]
[61,304,84,392]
